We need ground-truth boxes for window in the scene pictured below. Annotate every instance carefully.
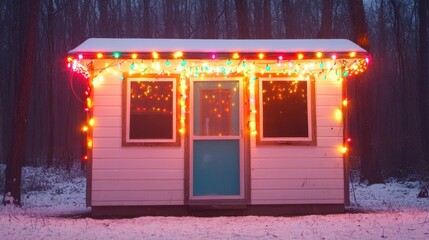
[123,76,179,146]
[193,81,240,137]
[257,77,316,145]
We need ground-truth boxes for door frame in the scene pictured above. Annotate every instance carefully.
[185,76,249,204]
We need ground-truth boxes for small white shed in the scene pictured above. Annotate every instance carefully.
[67,38,369,217]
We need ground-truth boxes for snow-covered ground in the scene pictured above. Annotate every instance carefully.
[1,165,428,239]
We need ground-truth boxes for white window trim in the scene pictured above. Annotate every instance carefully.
[125,77,177,143]
[259,77,313,142]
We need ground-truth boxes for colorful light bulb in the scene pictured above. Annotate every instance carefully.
[174,51,183,58]
[152,51,159,59]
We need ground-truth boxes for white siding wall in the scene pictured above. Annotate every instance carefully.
[91,69,184,206]
[90,61,345,206]
[250,71,345,205]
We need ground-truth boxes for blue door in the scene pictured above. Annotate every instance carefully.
[190,79,244,200]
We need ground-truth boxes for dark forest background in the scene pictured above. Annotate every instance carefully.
[0,0,428,188]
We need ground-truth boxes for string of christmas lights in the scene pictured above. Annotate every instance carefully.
[68,55,369,82]
[69,50,369,161]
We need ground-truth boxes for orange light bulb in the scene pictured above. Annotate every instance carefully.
[349,52,357,58]
[152,52,159,59]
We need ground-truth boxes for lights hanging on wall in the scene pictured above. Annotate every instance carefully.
[68,49,369,158]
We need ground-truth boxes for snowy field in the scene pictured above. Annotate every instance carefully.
[1,165,428,239]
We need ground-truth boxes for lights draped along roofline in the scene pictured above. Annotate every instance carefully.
[68,39,368,161]
[67,50,370,79]
[67,51,369,61]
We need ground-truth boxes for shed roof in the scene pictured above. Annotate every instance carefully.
[68,38,368,59]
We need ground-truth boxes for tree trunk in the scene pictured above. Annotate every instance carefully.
[143,0,151,37]
[46,0,54,168]
[282,0,296,38]
[418,0,429,164]
[348,0,383,184]
[98,0,109,37]
[125,0,134,37]
[349,0,369,51]
[0,2,20,169]
[223,0,233,38]
[235,0,250,38]
[0,96,2,165]
[253,0,262,38]
[116,0,124,37]
[263,0,272,39]
[317,0,333,38]
[164,0,174,38]
[4,0,41,206]
[206,0,217,38]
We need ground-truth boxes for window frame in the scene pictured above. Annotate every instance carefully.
[122,75,180,146]
[256,76,316,146]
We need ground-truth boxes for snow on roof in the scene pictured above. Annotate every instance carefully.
[68,38,367,55]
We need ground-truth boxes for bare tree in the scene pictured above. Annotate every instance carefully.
[222,0,233,38]
[282,0,295,38]
[253,0,263,38]
[206,0,217,38]
[46,0,55,168]
[143,0,151,37]
[349,0,369,50]
[263,0,272,39]
[125,0,134,37]
[0,2,20,167]
[317,0,333,38]
[98,0,110,37]
[4,0,41,205]
[235,0,250,38]
[418,0,429,164]
[164,0,174,38]
[348,0,383,184]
